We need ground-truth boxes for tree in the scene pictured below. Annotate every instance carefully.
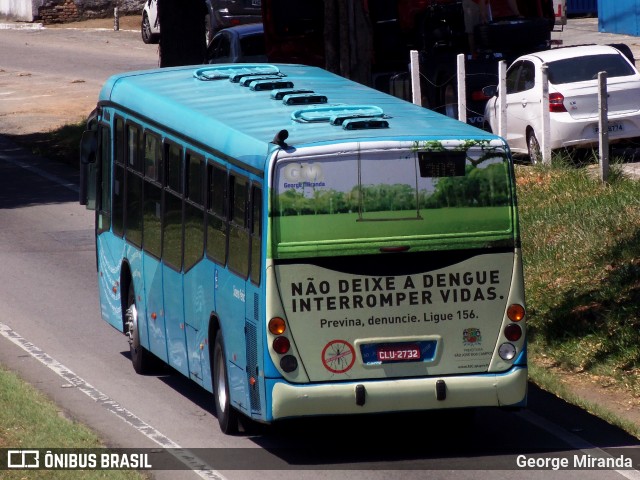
[324,0,373,86]
[158,0,208,67]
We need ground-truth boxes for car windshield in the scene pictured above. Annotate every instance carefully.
[547,53,636,84]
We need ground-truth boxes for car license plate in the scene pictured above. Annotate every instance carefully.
[377,344,421,362]
[595,123,624,134]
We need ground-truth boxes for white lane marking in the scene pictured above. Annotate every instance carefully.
[517,409,640,479]
[0,152,79,193]
[0,322,228,480]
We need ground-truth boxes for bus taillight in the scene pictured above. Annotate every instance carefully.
[504,323,522,342]
[507,304,525,322]
[498,343,517,361]
[269,317,287,335]
[280,355,298,373]
[273,336,290,354]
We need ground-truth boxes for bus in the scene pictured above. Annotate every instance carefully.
[79,63,527,434]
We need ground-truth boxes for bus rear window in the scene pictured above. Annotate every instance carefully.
[272,146,513,255]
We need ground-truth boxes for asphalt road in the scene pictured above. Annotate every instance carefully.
[0,17,639,480]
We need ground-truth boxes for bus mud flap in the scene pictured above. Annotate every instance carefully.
[436,379,447,401]
[355,384,366,406]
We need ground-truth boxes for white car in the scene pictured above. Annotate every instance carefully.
[483,44,640,162]
[141,0,262,45]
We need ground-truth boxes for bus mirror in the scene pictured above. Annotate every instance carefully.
[79,129,98,209]
[80,130,97,165]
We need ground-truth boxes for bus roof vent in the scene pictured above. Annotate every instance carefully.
[291,105,384,123]
[342,118,389,130]
[283,93,328,106]
[270,89,314,100]
[249,79,295,91]
[330,113,386,126]
[239,75,282,86]
[193,64,281,81]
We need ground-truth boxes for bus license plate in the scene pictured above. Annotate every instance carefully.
[377,344,421,362]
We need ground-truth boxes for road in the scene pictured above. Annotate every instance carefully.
[0,19,639,480]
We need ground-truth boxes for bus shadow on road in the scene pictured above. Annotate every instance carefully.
[123,357,640,470]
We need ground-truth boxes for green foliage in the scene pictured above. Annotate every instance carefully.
[517,158,640,396]
[0,367,146,479]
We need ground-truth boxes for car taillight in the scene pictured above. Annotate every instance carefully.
[472,89,491,101]
[549,92,567,112]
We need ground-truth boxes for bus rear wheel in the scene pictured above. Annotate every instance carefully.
[125,282,152,374]
[213,331,239,434]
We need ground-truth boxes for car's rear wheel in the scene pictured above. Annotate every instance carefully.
[527,129,542,164]
[141,13,159,44]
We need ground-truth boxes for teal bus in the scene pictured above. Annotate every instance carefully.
[79,63,527,434]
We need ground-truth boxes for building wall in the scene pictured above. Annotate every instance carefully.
[598,0,640,36]
[1,0,144,23]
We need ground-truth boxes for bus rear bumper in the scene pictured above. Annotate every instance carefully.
[269,367,527,420]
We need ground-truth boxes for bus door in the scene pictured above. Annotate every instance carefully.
[161,141,189,377]
[141,129,167,363]
[182,151,208,385]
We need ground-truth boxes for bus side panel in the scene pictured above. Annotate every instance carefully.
[97,233,126,332]
[214,264,248,414]
[183,261,214,384]
[162,266,189,377]
[245,280,265,419]
[143,254,167,362]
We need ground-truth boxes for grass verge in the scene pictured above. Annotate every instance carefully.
[0,366,147,479]
[516,155,640,437]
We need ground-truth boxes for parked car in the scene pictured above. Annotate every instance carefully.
[483,44,640,162]
[141,0,262,45]
[206,23,266,64]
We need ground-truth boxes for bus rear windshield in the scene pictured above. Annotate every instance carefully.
[272,146,514,257]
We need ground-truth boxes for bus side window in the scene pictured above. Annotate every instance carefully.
[125,123,143,248]
[142,130,163,259]
[184,151,205,271]
[228,173,249,279]
[163,142,184,270]
[250,185,262,285]
[144,132,163,183]
[97,124,112,233]
[206,163,228,266]
[112,116,125,237]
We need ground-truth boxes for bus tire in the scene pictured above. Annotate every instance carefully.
[213,331,239,434]
[125,282,152,374]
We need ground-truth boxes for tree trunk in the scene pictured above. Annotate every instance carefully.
[324,0,373,86]
[158,0,208,67]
